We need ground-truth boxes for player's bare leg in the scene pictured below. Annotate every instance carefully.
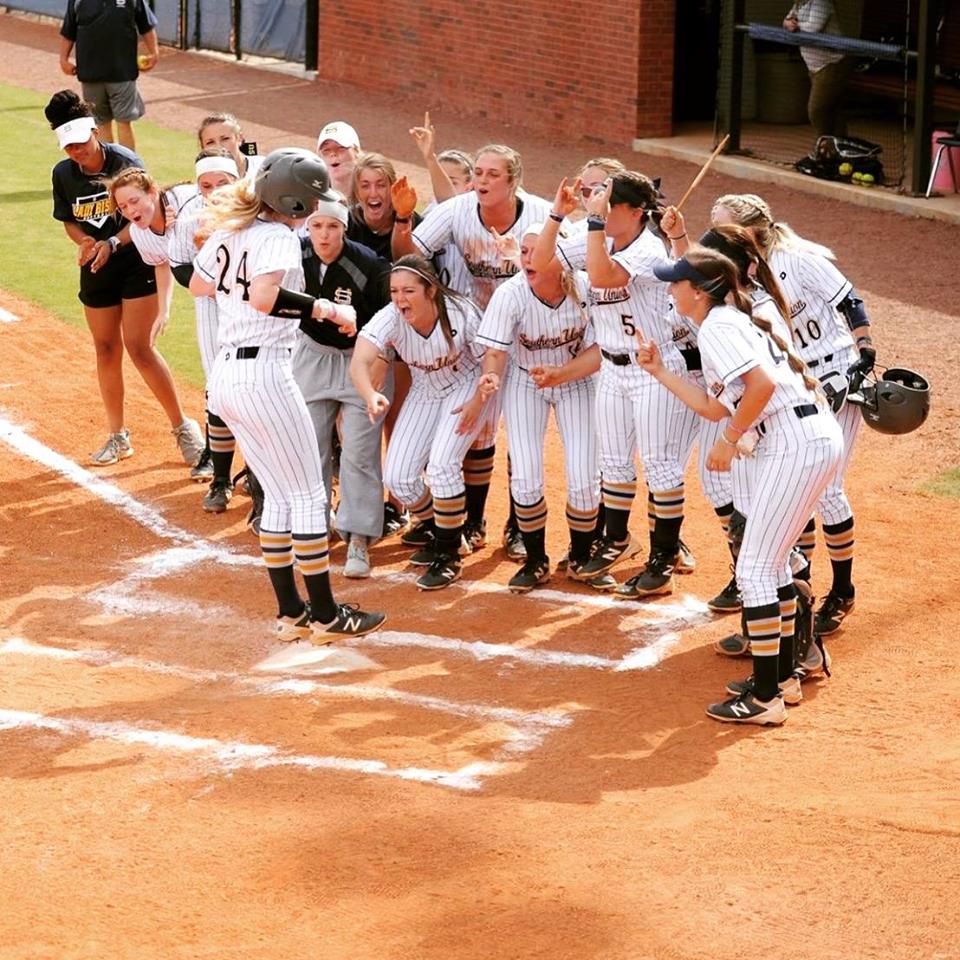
[84,304,125,434]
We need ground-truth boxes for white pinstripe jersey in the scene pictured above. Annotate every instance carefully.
[475,271,593,370]
[412,192,553,309]
[768,247,855,363]
[127,183,197,266]
[360,299,482,397]
[557,228,684,354]
[194,218,303,349]
[698,304,815,418]
[166,192,204,269]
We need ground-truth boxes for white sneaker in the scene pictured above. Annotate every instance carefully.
[343,535,371,579]
[91,429,133,466]
[172,418,205,467]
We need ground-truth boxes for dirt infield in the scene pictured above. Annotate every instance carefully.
[2,13,959,960]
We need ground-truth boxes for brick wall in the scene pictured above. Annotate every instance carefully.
[317,2,676,145]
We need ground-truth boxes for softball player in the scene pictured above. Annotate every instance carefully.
[393,144,552,561]
[712,194,873,635]
[474,224,599,592]
[350,255,496,591]
[45,89,203,469]
[316,120,362,199]
[189,148,385,642]
[644,247,842,724]
[537,172,692,597]
[197,113,264,181]
[167,149,242,510]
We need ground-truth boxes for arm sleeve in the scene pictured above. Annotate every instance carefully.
[699,318,761,387]
[474,282,519,350]
[411,200,455,257]
[136,0,159,33]
[798,0,834,32]
[358,305,398,352]
[61,0,77,39]
[801,252,852,308]
[611,237,661,284]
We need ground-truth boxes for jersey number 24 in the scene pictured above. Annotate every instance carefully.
[216,245,251,301]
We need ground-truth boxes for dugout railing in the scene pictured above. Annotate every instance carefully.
[717,0,952,195]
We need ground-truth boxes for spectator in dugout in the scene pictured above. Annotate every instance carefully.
[59,0,159,152]
[317,121,363,200]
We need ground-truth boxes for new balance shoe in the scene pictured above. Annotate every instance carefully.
[706,691,787,725]
[796,636,832,679]
[172,418,205,467]
[382,502,409,538]
[408,540,438,566]
[502,521,527,562]
[416,554,462,590]
[344,535,371,579]
[725,673,803,705]
[508,556,550,594]
[202,477,234,513]
[90,430,133,466]
[247,504,263,536]
[190,447,215,482]
[564,557,616,591]
[676,538,696,574]
[713,632,750,656]
[313,604,386,639]
[587,573,619,592]
[462,519,487,553]
[401,521,433,547]
[615,549,675,597]
[815,590,855,636]
[276,604,312,644]
[707,571,741,612]
[570,535,633,579]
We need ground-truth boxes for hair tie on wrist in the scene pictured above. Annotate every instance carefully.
[549,212,564,223]
[668,232,686,241]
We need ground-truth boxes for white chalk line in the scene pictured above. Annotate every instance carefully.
[1,413,714,627]
[0,307,20,323]
[0,637,572,732]
[0,708,495,791]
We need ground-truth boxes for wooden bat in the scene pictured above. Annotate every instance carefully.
[675,134,730,212]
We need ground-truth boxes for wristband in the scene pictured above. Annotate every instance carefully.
[719,434,738,447]
[667,232,686,241]
[549,212,564,223]
[271,287,316,322]
[587,214,607,231]
[108,236,121,253]
[394,216,411,224]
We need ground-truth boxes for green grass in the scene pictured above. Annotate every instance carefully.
[0,83,205,387]
[923,467,960,499]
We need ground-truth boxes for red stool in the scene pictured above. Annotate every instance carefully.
[926,123,960,197]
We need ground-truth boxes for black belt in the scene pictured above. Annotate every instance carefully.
[806,353,834,369]
[757,403,819,436]
[680,347,702,372]
[226,346,291,359]
[601,348,635,366]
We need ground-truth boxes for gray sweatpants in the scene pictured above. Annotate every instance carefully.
[292,334,392,540]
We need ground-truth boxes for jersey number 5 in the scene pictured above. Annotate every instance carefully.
[216,245,251,302]
[621,314,636,337]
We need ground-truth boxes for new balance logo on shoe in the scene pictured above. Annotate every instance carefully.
[342,615,363,633]
[729,699,753,718]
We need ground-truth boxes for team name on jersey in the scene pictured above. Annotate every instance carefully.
[464,253,519,281]
[518,325,586,355]
[710,381,724,397]
[408,348,465,375]
[333,286,353,305]
[72,191,114,225]
[789,299,807,318]
[590,287,630,306]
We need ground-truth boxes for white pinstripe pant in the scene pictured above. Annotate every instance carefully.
[195,295,221,415]
[737,408,843,607]
[208,348,327,534]
[595,357,688,493]
[503,369,599,512]
[384,376,496,505]
[814,357,862,526]
[676,371,734,509]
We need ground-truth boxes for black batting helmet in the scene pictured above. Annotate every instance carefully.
[255,148,336,218]
[847,367,930,435]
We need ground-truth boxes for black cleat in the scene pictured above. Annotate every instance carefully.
[508,556,551,593]
[416,554,462,590]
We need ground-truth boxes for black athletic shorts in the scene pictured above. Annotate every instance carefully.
[78,245,157,309]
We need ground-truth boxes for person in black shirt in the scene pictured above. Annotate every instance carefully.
[347,153,422,261]
[45,90,203,468]
[293,195,392,579]
[59,0,159,152]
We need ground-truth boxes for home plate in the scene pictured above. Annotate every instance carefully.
[252,642,380,675]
